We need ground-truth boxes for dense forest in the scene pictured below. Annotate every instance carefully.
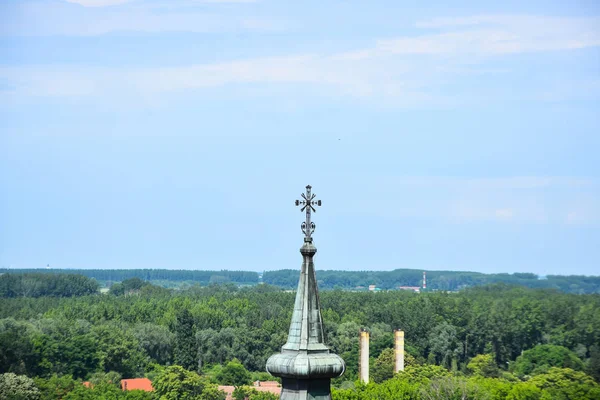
[2,268,600,294]
[1,273,599,399]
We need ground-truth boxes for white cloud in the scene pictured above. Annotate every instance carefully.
[63,0,256,7]
[64,0,135,7]
[0,54,431,104]
[3,0,275,37]
[0,14,598,106]
[338,15,600,60]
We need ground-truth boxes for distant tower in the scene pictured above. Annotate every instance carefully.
[266,185,345,400]
[359,329,370,383]
[423,271,427,290]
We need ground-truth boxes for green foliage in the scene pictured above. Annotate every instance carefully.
[528,367,600,399]
[506,382,543,400]
[92,323,148,378]
[586,345,600,382]
[0,373,40,400]
[124,390,154,400]
[370,348,394,383]
[468,354,500,378]
[0,319,40,375]
[333,365,600,400]
[247,391,278,400]
[0,283,600,398]
[232,386,279,400]
[250,371,276,383]
[400,365,451,382]
[34,374,78,400]
[62,381,154,400]
[153,365,224,400]
[333,367,425,399]
[88,370,122,386]
[232,386,250,400]
[512,345,585,377]
[110,278,151,296]
[428,322,463,369]
[216,359,251,386]
[420,376,490,400]
[32,319,100,379]
[469,376,512,400]
[132,323,174,365]
[174,309,197,371]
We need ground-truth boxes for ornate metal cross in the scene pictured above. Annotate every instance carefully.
[295,185,322,242]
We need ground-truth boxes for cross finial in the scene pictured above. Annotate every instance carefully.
[295,185,321,242]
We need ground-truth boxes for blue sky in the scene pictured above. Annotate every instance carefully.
[1,0,599,275]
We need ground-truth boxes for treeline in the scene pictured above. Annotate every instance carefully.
[2,268,599,294]
[263,269,600,293]
[0,273,99,298]
[0,268,259,286]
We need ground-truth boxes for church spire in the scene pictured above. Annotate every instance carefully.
[266,185,345,400]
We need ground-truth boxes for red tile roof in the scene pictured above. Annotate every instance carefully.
[121,378,154,392]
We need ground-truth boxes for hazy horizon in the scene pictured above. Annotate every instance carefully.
[1,264,597,278]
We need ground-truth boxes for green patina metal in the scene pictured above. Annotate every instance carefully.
[266,186,345,400]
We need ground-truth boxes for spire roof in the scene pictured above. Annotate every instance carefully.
[266,186,345,394]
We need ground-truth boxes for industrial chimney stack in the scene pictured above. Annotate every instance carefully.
[359,329,370,383]
[394,329,405,372]
[423,271,427,290]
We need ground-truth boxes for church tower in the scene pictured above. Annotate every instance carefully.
[266,185,345,399]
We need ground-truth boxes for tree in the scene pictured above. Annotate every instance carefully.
[467,354,500,378]
[506,382,543,400]
[199,384,227,400]
[32,327,100,379]
[248,392,278,400]
[217,359,252,386]
[0,373,40,400]
[512,345,585,377]
[371,348,394,383]
[110,278,150,296]
[133,323,174,365]
[62,381,154,400]
[174,309,197,371]
[92,324,147,378]
[0,319,39,376]
[34,375,77,400]
[420,376,488,400]
[88,370,122,386]
[428,322,463,369]
[399,365,451,383]
[529,367,600,400]
[153,365,224,400]
[587,345,600,382]
[232,386,251,400]
[232,387,278,400]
